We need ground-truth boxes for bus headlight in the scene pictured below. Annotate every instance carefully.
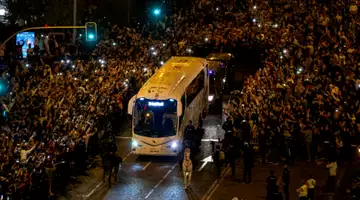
[132,140,138,147]
[208,95,214,102]
[171,141,177,148]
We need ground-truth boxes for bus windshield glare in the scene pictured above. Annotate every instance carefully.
[134,98,177,137]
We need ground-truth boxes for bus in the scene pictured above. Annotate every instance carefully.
[127,56,209,156]
[206,53,233,104]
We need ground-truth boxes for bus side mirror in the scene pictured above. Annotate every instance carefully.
[127,95,136,115]
[177,101,183,116]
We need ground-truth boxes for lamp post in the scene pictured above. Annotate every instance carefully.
[73,0,77,44]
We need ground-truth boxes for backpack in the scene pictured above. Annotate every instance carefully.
[219,150,225,161]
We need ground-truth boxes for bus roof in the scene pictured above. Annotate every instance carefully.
[136,56,207,100]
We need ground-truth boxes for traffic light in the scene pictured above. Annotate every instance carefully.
[85,22,97,41]
[153,8,161,16]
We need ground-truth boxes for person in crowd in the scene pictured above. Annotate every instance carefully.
[20,142,37,162]
[15,40,25,59]
[179,120,195,171]
[307,174,316,200]
[243,141,254,184]
[296,180,308,200]
[222,116,234,134]
[269,185,283,200]
[102,151,118,188]
[212,145,224,178]
[282,165,290,200]
[326,160,337,193]
[266,170,277,199]
[184,120,195,144]
[227,143,237,181]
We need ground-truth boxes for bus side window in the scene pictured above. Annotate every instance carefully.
[178,95,186,131]
[186,71,204,106]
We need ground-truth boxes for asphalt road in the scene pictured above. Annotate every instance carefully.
[86,113,225,200]
[61,109,340,200]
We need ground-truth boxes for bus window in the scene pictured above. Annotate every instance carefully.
[133,99,177,137]
[178,95,186,131]
[186,70,204,106]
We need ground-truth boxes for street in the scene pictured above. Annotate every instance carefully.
[60,110,338,200]
[89,113,225,200]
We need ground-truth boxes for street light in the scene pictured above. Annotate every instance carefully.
[0,9,6,16]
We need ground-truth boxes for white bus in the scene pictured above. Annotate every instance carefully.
[127,56,209,156]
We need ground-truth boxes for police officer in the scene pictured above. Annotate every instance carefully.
[227,144,237,180]
[270,185,284,200]
[240,118,251,143]
[243,142,254,184]
[184,120,195,145]
[212,145,224,178]
[102,152,119,188]
[179,120,195,171]
[282,165,290,200]
[222,116,234,135]
[266,170,277,199]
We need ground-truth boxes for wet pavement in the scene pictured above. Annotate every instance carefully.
[59,102,342,200]
[87,113,225,200]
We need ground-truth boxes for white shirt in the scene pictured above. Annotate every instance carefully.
[327,162,337,176]
[307,178,316,189]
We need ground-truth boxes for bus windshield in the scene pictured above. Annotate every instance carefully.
[133,98,177,137]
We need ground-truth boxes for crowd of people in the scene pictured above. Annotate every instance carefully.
[0,0,359,199]
[226,0,360,163]
[221,0,360,199]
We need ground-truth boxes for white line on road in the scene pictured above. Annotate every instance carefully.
[144,189,154,199]
[201,139,220,142]
[84,182,104,198]
[123,151,132,162]
[142,162,151,170]
[201,167,230,200]
[201,180,219,200]
[197,162,208,172]
[116,136,132,139]
[144,164,177,199]
[154,179,164,189]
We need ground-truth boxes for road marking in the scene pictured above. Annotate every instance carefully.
[200,180,219,200]
[144,164,177,199]
[82,151,133,199]
[142,162,151,170]
[116,136,132,139]
[123,151,132,162]
[84,182,104,198]
[197,156,213,171]
[201,139,220,142]
[205,168,231,200]
[144,189,154,199]
[187,187,199,200]
[201,167,230,200]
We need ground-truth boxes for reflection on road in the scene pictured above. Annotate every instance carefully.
[87,114,224,200]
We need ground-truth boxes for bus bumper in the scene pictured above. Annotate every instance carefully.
[132,146,180,156]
